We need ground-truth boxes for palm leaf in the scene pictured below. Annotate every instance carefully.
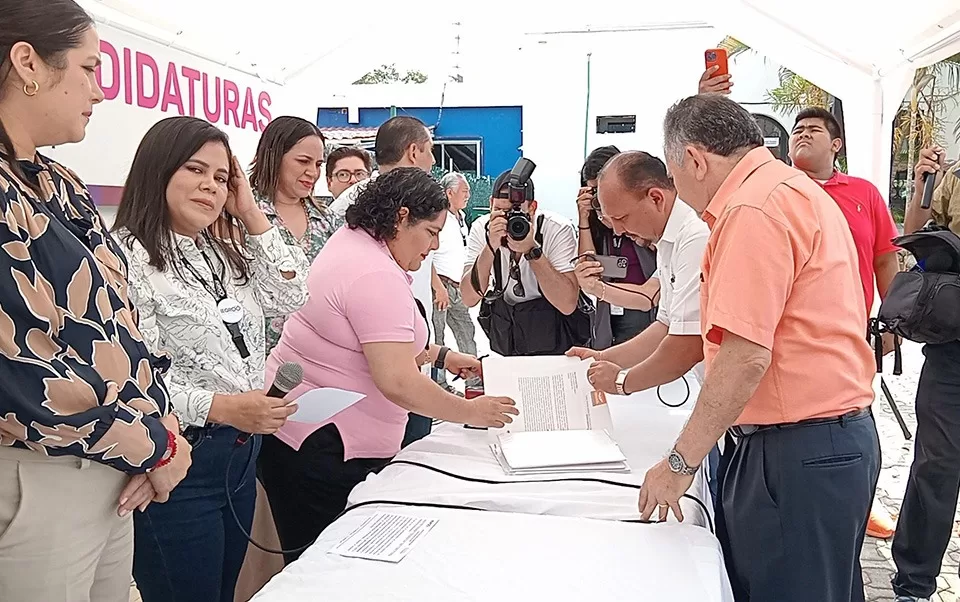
[717,36,752,58]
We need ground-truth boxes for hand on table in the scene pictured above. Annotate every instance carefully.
[468,396,519,428]
[638,458,695,522]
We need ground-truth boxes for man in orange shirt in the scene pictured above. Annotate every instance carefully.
[641,94,880,602]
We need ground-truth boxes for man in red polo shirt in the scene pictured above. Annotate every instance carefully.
[788,106,901,539]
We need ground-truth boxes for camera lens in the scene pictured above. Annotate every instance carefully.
[507,211,530,241]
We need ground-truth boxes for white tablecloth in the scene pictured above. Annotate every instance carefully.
[251,506,734,602]
[349,374,713,526]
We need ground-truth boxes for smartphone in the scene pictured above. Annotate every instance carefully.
[705,48,729,77]
[596,255,628,279]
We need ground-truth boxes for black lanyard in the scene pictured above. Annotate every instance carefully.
[176,241,250,358]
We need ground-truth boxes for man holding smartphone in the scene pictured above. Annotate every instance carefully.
[574,145,661,348]
[568,151,709,397]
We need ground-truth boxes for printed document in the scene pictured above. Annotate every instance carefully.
[482,356,613,433]
[329,512,438,563]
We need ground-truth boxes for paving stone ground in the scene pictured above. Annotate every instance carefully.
[864,340,960,602]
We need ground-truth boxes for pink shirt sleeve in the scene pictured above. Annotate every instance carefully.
[704,206,798,351]
[344,270,417,344]
[871,187,900,256]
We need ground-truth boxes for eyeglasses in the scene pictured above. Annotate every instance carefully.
[333,169,370,183]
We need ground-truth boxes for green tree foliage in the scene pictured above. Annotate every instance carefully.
[353,64,428,84]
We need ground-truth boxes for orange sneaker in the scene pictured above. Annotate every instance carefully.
[867,507,896,539]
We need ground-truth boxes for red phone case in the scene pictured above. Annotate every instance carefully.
[705,48,729,77]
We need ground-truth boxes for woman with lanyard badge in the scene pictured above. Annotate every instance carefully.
[113,116,309,602]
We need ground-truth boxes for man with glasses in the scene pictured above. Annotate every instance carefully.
[325,146,372,200]
[460,170,581,355]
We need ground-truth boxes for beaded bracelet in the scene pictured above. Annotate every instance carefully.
[151,428,178,471]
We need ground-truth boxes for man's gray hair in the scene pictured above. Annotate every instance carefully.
[663,94,764,164]
[439,171,469,193]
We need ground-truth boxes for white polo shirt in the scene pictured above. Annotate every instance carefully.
[655,199,710,383]
[463,210,578,305]
[433,210,468,282]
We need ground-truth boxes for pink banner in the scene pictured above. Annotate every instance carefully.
[97,39,273,132]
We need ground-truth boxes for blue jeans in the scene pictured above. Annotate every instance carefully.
[133,426,258,602]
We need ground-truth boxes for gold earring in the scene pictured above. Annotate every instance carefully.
[23,80,39,96]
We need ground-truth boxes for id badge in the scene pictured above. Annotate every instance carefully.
[217,298,244,324]
[610,304,625,316]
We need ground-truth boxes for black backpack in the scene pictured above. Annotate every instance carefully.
[874,227,960,357]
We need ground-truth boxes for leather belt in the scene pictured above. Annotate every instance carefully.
[438,275,460,287]
[729,407,872,438]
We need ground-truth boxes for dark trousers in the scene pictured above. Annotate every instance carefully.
[402,413,433,448]
[716,411,880,602]
[893,341,960,599]
[258,425,388,565]
[610,308,655,346]
[133,426,258,602]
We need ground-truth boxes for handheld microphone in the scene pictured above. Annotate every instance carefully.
[920,151,940,210]
[266,361,304,399]
[236,362,303,445]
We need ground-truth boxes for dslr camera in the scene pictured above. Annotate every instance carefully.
[504,157,536,242]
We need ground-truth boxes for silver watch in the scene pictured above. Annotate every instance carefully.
[667,448,699,476]
[615,369,630,396]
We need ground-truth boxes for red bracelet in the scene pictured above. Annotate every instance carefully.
[152,428,177,471]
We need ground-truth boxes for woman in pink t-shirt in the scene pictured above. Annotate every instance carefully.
[258,167,518,562]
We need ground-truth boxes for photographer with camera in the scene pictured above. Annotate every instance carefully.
[461,166,583,356]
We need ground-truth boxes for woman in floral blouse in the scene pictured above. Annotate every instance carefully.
[249,117,350,352]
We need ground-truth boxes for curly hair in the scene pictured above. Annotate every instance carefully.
[345,167,448,241]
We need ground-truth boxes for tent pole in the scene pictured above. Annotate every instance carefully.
[584,52,592,159]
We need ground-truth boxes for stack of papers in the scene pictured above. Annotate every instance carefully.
[490,429,630,475]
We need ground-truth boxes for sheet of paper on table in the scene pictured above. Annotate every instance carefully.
[328,512,439,563]
[287,388,365,424]
[482,355,613,433]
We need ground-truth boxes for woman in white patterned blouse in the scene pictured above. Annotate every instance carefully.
[113,116,309,602]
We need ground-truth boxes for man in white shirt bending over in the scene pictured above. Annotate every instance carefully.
[568,151,709,393]
[432,172,479,390]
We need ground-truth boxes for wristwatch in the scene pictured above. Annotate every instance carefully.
[523,246,543,261]
[615,369,631,396]
[667,448,700,476]
[435,346,450,370]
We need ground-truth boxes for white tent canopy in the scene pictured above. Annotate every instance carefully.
[77,0,960,195]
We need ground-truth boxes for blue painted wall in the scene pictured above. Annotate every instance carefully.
[317,106,522,177]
